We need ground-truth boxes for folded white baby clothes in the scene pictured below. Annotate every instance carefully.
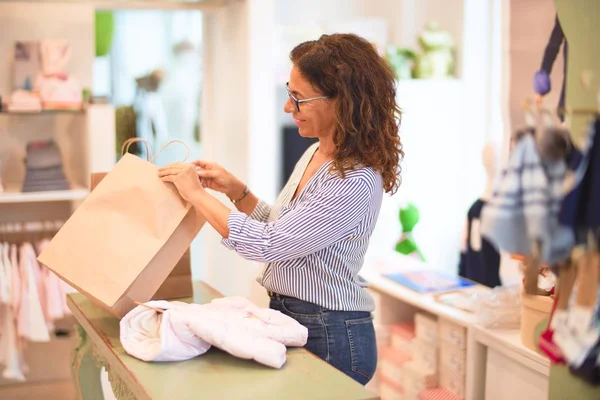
[119,300,211,362]
[120,297,308,369]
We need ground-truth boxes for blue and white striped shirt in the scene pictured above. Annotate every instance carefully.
[221,143,382,312]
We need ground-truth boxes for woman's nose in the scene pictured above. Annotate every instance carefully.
[283,96,294,114]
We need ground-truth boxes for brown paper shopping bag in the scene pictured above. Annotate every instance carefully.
[38,139,204,317]
[90,171,194,301]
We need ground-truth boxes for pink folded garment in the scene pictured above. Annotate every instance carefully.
[120,296,308,369]
[119,300,210,362]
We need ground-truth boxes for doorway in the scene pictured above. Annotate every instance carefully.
[93,9,203,164]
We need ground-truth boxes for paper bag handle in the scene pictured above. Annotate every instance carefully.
[121,138,153,161]
[151,140,191,164]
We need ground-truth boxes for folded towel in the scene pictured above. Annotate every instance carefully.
[480,133,573,264]
[120,296,308,369]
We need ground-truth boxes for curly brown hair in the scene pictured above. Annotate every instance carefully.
[290,33,403,194]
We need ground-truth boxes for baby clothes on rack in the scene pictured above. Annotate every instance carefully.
[560,117,600,241]
[545,117,600,385]
[480,132,573,266]
[0,238,74,381]
[21,140,70,192]
[120,296,308,369]
[0,161,4,193]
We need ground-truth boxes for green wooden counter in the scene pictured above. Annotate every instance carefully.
[68,281,378,400]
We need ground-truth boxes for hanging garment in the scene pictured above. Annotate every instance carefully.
[554,249,600,371]
[0,243,25,381]
[458,199,501,288]
[480,132,573,265]
[533,14,568,121]
[37,239,72,317]
[559,118,600,242]
[17,243,50,342]
[9,244,21,315]
[0,243,11,305]
[120,296,308,369]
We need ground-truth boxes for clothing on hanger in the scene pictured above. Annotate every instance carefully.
[559,118,600,242]
[480,131,573,266]
[0,243,25,381]
[458,199,501,288]
[0,234,78,381]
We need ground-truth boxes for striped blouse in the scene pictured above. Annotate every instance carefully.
[221,143,383,312]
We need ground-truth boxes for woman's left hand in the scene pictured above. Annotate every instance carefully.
[158,163,204,203]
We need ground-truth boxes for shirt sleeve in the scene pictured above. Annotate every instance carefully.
[221,176,375,263]
[249,199,272,222]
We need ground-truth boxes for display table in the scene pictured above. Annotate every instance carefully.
[360,254,551,400]
[469,325,549,400]
[67,281,377,400]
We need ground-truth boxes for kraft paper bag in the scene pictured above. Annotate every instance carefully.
[38,140,204,318]
[90,171,194,301]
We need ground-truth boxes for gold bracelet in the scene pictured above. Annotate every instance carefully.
[230,186,249,204]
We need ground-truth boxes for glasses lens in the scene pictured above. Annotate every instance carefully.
[286,83,300,112]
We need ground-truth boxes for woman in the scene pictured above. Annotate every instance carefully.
[158,33,403,385]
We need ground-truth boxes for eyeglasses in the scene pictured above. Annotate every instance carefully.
[286,82,328,113]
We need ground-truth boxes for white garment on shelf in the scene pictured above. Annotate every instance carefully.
[120,296,308,369]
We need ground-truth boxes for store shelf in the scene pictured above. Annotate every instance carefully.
[360,253,485,327]
[0,186,89,203]
[472,324,550,374]
[0,109,85,116]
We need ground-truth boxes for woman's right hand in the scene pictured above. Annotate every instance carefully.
[192,160,246,200]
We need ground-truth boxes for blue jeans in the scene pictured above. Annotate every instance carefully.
[269,293,377,385]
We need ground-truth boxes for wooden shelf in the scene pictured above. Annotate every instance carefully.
[0,109,85,116]
[0,187,89,204]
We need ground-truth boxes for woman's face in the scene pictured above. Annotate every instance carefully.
[284,66,336,139]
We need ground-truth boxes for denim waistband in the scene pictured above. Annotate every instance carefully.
[267,290,293,300]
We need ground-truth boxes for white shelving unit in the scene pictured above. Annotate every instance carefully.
[0,105,115,224]
[0,104,115,389]
[361,252,550,400]
[0,186,89,204]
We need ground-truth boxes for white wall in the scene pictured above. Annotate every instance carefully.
[197,0,276,306]
[273,0,499,274]
[197,0,506,295]
[0,2,95,96]
[274,0,464,78]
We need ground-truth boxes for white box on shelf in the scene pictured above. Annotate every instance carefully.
[410,338,438,372]
[401,361,437,394]
[440,340,466,376]
[439,317,466,349]
[415,313,438,345]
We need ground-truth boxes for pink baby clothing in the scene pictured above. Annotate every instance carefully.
[17,243,50,342]
[37,239,71,318]
[119,301,211,362]
[10,245,21,315]
[120,297,308,369]
[0,243,25,381]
